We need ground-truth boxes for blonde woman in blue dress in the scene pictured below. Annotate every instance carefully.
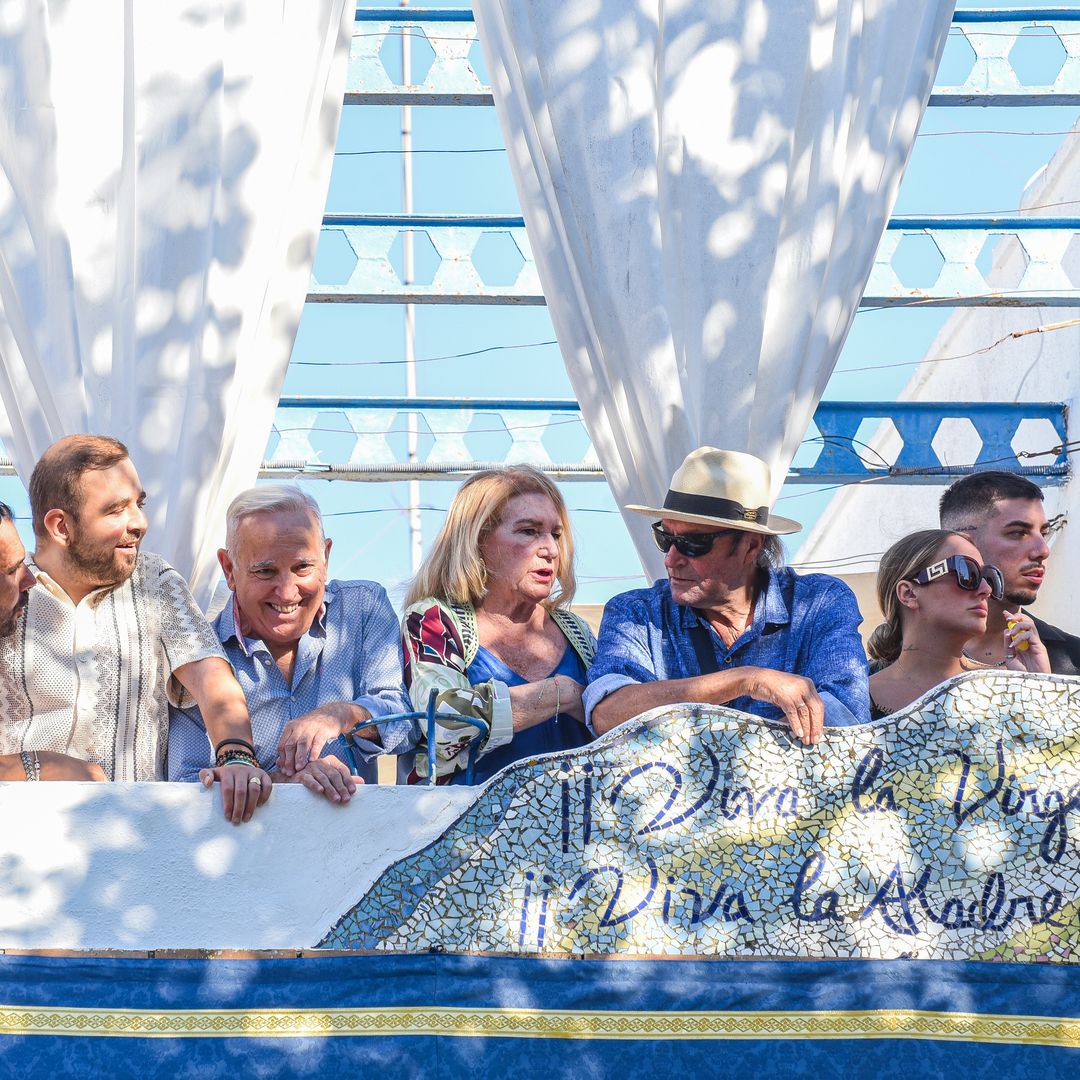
[402,466,595,784]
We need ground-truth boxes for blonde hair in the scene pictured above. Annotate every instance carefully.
[405,466,577,609]
[867,529,964,664]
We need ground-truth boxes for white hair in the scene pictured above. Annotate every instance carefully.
[225,484,324,557]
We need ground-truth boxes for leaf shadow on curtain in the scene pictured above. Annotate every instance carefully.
[479,0,950,573]
[0,1,348,603]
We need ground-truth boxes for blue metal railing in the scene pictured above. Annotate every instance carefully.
[355,6,475,21]
[343,689,488,786]
[951,8,1080,22]
[267,398,1072,485]
[887,217,1080,230]
[324,215,1080,232]
[310,215,1080,307]
[349,6,1080,107]
[302,7,1080,488]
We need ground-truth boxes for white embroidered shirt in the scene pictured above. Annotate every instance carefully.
[0,552,224,781]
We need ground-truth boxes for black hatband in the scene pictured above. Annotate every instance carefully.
[662,490,769,526]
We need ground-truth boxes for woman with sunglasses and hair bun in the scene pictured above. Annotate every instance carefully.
[402,466,595,785]
[868,529,1049,719]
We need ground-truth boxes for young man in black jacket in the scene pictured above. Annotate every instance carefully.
[940,471,1080,675]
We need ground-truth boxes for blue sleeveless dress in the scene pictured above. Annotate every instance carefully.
[449,643,589,785]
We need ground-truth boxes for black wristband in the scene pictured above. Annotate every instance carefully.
[214,737,256,757]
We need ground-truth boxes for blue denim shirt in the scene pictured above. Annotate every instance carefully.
[168,579,413,783]
[583,568,870,730]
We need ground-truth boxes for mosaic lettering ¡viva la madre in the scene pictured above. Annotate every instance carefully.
[323,671,1080,961]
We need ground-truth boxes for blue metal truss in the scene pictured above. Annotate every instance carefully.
[277,6,1080,485]
[268,397,1071,485]
[311,214,1080,307]
[347,7,1080,108]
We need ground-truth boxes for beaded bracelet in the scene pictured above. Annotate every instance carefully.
[21,750,41,782]
[215,748,259,769]
[214,737,256,757]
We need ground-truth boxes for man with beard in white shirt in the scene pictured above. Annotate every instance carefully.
[0,498,105,782]
[0,435,269,821]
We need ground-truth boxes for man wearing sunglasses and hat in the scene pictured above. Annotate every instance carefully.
[585,448,870,744]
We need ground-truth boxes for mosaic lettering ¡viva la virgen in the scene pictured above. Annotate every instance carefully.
[321,671,1080,961]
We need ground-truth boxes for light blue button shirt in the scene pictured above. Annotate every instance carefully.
[168,580,413,783]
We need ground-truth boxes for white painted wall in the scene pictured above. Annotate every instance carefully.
[0,782,477,951]
[794,121,1080,632]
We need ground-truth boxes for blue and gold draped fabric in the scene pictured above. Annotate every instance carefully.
[6,673,1080,1072]
[0,954,1078,1074]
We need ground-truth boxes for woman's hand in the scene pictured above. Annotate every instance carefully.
[551,676,587,724]
[508,676,588,731]
[1003,610,1051,674]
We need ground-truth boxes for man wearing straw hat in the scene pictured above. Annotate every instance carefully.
[585,448,870,743]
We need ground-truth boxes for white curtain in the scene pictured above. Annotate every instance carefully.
[473,0,954,576]
[0,0,351,607]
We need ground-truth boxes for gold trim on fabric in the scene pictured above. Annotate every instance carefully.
[1,1006,1079,1045]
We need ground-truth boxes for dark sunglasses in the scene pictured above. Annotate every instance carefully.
[651,521,735,559]
[909,554,1004,601]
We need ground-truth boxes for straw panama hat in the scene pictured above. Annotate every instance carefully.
[626,447,802,536]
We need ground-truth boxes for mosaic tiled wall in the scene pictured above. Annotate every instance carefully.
[321,671,1080,960]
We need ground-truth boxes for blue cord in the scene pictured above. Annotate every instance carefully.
[343,689,488,784]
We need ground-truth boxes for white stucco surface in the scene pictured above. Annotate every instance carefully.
[0,782,478,951]
[794,121,1080,630]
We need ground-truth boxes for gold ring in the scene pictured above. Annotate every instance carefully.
[249,777,262,787]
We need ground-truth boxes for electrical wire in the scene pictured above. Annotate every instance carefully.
[918,129,1080,137]
[857,287,1080,315]
[270,426,1076,484]
[334,148,505,156]
[290,318,1076,376]
[836,318,1080,373]
[775,439,1080,506]
[335,134,1079,148]
[251,433,1076,579]
[897,197,1080,216]
[291,340,558,368]
[292,318,1078,378]
[321,505,622,517]
[351,31,474,43]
